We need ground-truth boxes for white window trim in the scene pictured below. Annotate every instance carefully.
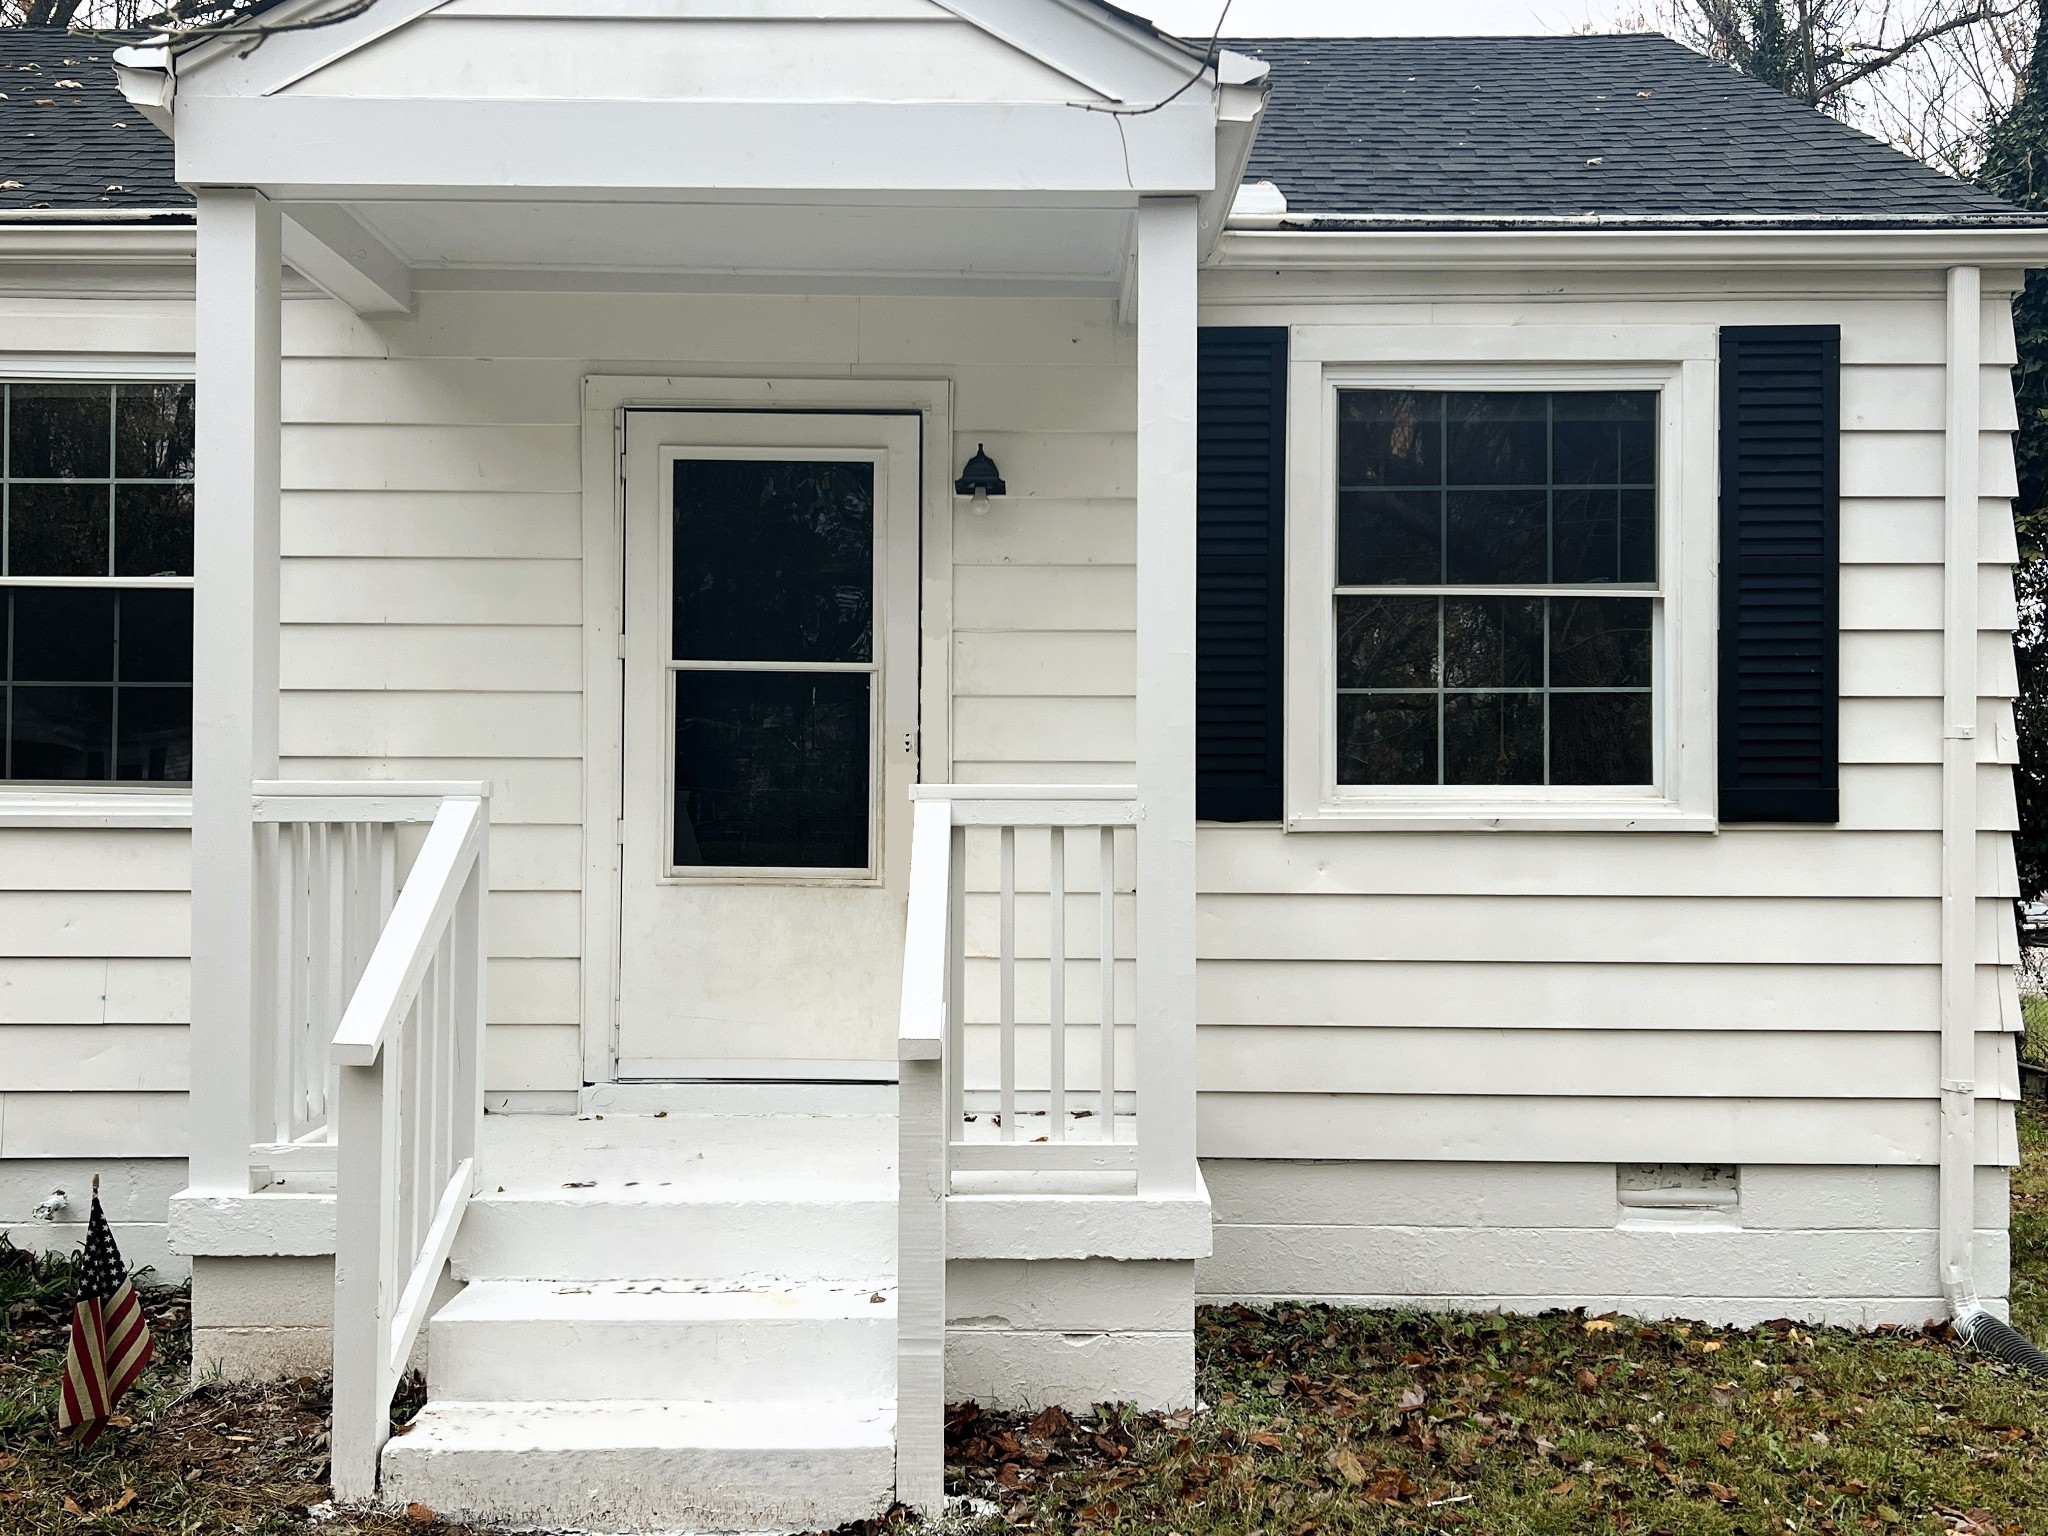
[0,357,196,823]
[1284,346,1719,833]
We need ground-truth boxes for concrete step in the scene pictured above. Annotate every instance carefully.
[452,1190,896,1283]
[477,1109,897,1200]
[379,1397,895,1534]
[428,1279,897,1403]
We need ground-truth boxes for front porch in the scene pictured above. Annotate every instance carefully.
[175,774,1211,1522]
[132,3,1263,1521]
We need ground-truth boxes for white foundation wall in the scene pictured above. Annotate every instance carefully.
[1191,264,2023,1320]
[1199,1160,2010,1329]
[946,1259,1195,1411]
[0,258,194,1282]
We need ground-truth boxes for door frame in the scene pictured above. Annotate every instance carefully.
[579,375,955,1085]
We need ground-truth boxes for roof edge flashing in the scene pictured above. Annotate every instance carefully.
[1265,211,2046,229]
[1215,224,2048,271]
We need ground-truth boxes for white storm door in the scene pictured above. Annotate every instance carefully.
[617,412,921,1079]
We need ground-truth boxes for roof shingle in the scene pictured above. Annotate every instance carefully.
[0,25,2029,227]
[1236,33,2024,224]
[0,28,186,214]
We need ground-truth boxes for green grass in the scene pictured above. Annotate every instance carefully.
[2019,993,2048,1069]
[939,1307,2047,1536]
[7,1115,2048,1534]
[2012,1097,2048,1341]
[928,1109,2048,1536]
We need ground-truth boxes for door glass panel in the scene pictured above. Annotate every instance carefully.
[672,459,874,663]
[674,671,871,871]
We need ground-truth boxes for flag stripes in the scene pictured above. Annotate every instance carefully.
[57,1192,153,1449]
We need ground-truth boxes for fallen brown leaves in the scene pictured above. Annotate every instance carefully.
[895,1295,2048,1536]
[0,1241,498,1536]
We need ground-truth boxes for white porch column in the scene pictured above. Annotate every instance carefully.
[1134,197,1200,1197]
[187,189,283,1195]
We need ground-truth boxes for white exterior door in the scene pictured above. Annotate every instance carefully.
[617,411,921,1078]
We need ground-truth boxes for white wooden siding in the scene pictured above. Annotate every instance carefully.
[277,289,1139,1089]
[1197,271,2022,1177]
[0,261,2020,1253]
[0,276,195,1184]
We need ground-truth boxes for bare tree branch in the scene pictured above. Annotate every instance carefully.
[1826,1,2029,97]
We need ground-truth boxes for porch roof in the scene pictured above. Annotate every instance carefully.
[4,23,2041,235]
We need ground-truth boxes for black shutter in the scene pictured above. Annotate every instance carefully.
[1197,327,1288,822]
[1718,325,1841,823]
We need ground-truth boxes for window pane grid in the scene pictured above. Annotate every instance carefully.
[2,383,196,582]
[1335,387,1660,790]
[1,381,194,784]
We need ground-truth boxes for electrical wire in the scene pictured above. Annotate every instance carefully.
[1078,0,1235,116]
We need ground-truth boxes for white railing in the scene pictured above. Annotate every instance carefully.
[247,784,482,1189]
[268,788,489,1504]
[895,784,1140,1510]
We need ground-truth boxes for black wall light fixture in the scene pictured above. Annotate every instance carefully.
[956,443,1006,514]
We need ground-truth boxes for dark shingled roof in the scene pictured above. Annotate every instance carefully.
[0,27,187,215]
[1234,33,2027,225]
[0,25,2031,228]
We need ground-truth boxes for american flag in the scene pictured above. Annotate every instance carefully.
[57,1189,153,1448]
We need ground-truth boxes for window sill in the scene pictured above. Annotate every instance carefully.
[1287,802,1717,834]
[0,788,192,829]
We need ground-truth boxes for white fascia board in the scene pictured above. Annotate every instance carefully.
[174,96,1219,194]
[281,204,412,316]
[1214,226,2048,271]
[935,0,1208,102]
[171,0,452,98]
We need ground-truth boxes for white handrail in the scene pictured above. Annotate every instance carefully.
[332,798,485,1067]
[324,791,489,1505]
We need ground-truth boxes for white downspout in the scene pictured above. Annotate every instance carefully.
[1940,264,1983,1321]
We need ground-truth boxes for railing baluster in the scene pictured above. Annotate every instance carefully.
[310,825,335,1134]
[259,826,283,1148]
[999,824,1016,1143]
[1047,826,1065,1142]
[290,824,311,1140]
[1100,824,1116,1143]
[436,928,454,1204]
[945,822,966,1155]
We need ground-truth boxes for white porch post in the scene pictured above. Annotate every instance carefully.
[188,189,283,1195]
[1134,197,1200,1197]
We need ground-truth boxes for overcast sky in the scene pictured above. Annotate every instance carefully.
[1124,0,1642,36]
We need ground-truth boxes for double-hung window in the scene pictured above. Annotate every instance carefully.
[1286,348,1714,831]
[1,381,194,783]
[1336,388,1658,789]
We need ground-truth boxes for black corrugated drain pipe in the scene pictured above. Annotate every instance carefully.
[1954,1309,2048,1379]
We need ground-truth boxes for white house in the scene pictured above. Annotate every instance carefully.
[0,6,2040,1529]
